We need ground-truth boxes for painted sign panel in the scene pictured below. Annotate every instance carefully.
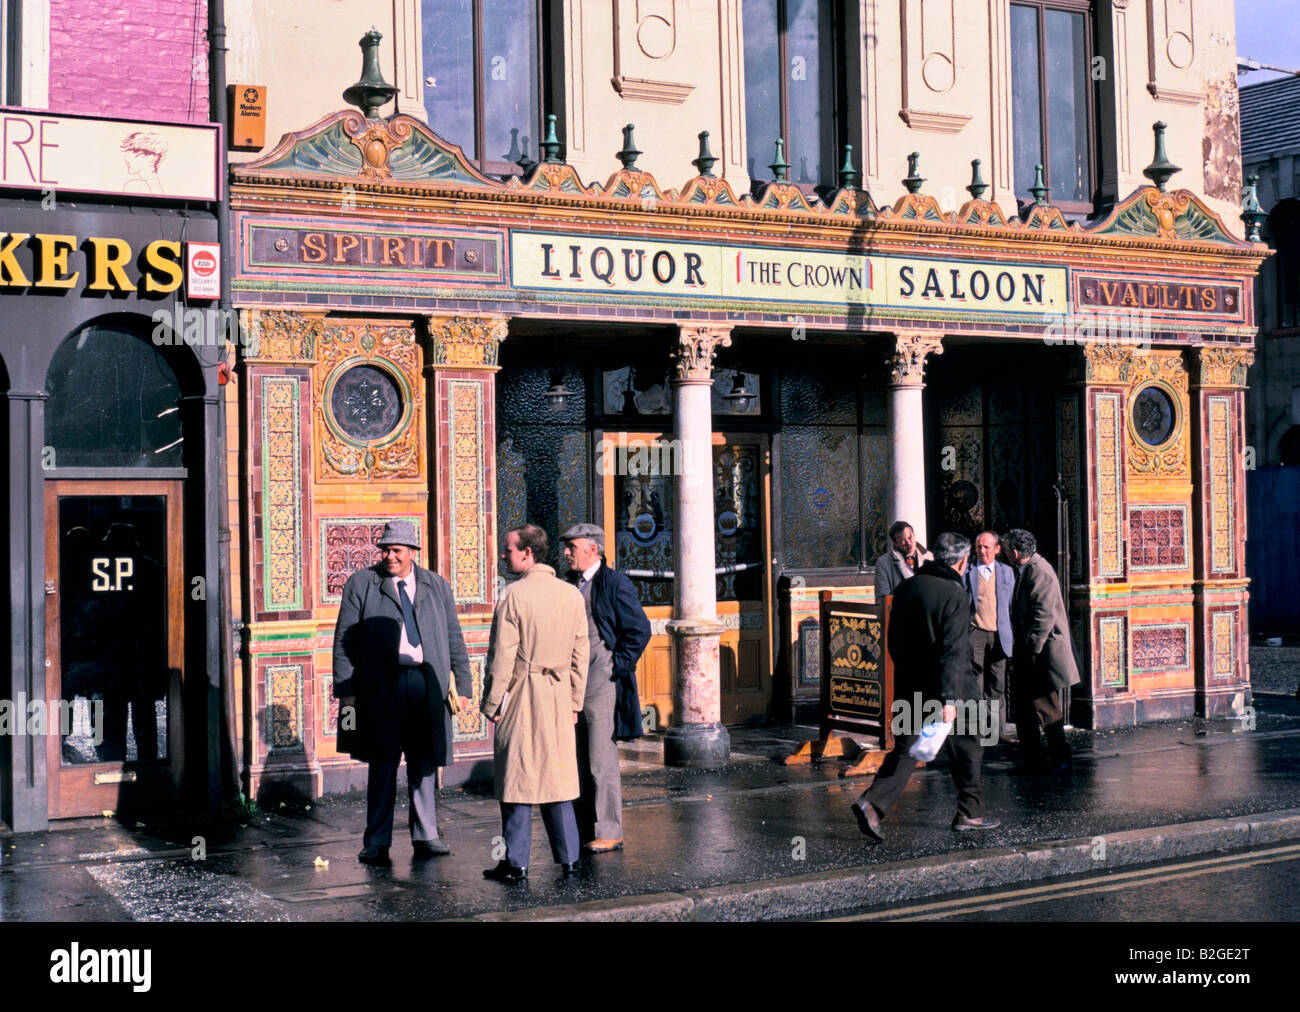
[1074,272,1246,323]
[0,109,220,201]
[509,231,1067,314]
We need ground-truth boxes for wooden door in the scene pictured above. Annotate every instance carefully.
[604,432,773,729]
[44,481,184,818]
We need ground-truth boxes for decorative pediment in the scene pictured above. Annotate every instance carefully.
[678,174,743,207]
[236,110,498,188]
[514,160,593,195]
[751,180,819,213]
[1090,187,1246,245]
[953,198,1011,227]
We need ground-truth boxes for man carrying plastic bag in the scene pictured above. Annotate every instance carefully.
[850,532,1001,842]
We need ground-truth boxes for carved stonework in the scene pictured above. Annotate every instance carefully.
[245,310,325,361]
[1021,203,1075,231]
[427,315,507,369]
[344,112,414,180]
[887,333,944,386]
[1196,348,1254,388]
[314,321,422,481]
[883,192,946,222]
[672,325,732,382]
[1084,344,1136,384]
[953,199,1011,227]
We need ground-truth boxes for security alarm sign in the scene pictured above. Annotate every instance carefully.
[186,242,221,299]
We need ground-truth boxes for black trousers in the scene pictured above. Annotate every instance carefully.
[970,627,1011,734]
[1013,688,1071,767]
[363,666,439,847]
[860,732,986,821]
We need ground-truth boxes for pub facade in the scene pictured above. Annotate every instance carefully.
[225,26,1265,798]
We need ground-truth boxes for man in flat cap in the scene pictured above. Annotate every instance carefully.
[561,522,652,853]
[333,520,471,866]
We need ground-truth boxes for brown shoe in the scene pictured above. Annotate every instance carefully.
[584,838,624,853]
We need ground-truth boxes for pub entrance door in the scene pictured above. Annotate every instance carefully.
[44,481,184,818]
[604,431,774,729]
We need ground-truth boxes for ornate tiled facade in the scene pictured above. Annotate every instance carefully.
[447,380,487,604]
[1207,394,1235,574]
[261,376,304,611]
[318,517,423,605]
[1131,623,1192,673]
[1128,505,1190,571]
[267,663,305,753]
[1211,610,1237,680]
[1098,615,1127,689]
[1094,391,1125,579]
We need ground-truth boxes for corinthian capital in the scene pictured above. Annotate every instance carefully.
[672,325,733,383]
[1194,347,1254,389]
[887,332,944,386]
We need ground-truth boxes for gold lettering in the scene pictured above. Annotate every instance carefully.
[332,234,358,263]
[85,236,133,292]
[300,233,327,263]
[33,233,79,289]
[0,232,32,286]
[430,239,453,267]
[1120,283,1139,308]
[1140,284,1159,308]
[1099,281,1120,304]
[361,235,375,264]
[142,240,183,293]
[1160,286,1177,310]
[1201,287,1216,311]
[1182,285,1196,309]
[382,237,406,266]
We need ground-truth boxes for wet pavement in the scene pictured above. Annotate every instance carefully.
[1249,643,1300,695]
[2,690,1299,922]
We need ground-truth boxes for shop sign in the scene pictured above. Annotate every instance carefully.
[245,221,501,279]
[186,242,221,299]
[1074,272,1245,321]
[819,596,892,749]
[0,110,220,201]
[0,231,184,294]
[509,231,1067,314]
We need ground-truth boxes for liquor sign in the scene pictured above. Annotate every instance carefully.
[819,593,892,748]
[510,230,1068,315]
[186,242,221,299]
[0,109,221,202]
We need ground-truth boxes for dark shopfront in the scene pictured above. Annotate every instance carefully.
[0,199,225,832]
[229,104,1264,799]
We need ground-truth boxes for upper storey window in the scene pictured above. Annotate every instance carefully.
[422,0,544,176]
[742,0,841,189]
[1010,0,1097,213]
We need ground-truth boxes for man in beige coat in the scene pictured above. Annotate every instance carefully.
[481,523,589,881]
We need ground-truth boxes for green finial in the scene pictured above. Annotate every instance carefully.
[617,123,642,170]
[769,138,790,182]
[967,159,989,200]
[1029,163,1049,205]
[692,130,717,177]
[342,28,397,119]
[838,144,860,190]
[540,114,562,164]
[1143,121,1181,192]
[1242,173,1267,242]
[903,151,924,194]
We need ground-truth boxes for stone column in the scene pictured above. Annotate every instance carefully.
[664,324,730,767]
[885,333,943,546]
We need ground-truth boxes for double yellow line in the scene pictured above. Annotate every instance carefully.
[826,842,1300,920]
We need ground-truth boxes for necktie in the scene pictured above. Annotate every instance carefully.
[398,581,422,647]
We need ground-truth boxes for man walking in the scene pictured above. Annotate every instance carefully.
[963,530,1017,742]
[481,524,590,881]
[333,521,471,866]
[1002,528,1079,774]
[560,523,652,854]
[851,532,1000,842]
[874,520,934,598]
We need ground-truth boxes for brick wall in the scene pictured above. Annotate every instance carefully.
[49,0,210,122]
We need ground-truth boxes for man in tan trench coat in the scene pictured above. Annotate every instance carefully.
[481,524,589,881]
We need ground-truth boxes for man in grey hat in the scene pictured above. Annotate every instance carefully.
[560,522,652,853]
[333,520,471,866]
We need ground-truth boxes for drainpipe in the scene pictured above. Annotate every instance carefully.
[208,0,240,804]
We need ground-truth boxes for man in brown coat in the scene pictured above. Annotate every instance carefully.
[481,524,589,881]
[1003,528,1080,774]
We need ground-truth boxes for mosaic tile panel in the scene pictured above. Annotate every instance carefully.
[267,663,305,754]
[1130,623,1191,673]
[1208,395,1235,574]
[261,375,303,611]
[321,675,339,738]
[1128,505,1189,571]
[1211,610,1237,680]
[318,516,423,605]
[1094,391,1124,579]
[453,654,489,743]
[1099,615,1126,688]
[448,379,488,604]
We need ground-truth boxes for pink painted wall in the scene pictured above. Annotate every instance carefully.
[48,0,210,123]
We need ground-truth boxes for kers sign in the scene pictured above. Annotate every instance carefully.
[0,232,185,294]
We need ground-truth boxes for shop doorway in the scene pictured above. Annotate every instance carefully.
[43,481,184,818]
[604,431,774,728]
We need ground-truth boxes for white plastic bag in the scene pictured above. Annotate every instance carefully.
[908,718,953,762]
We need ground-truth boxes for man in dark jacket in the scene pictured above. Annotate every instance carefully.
[561,522,652,853]
[1003,528,1079,774]
[333,521,471,866]
[851,532,1001,842]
